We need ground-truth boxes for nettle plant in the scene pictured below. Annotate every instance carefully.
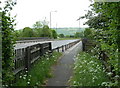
[1,0,16,86]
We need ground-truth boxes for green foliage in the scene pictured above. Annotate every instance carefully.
[84,28,95,39]
[74,32,84,38]
[15,20,58,38]
[81,2,120,86]
[13,29,23,38]
[13,52,62,86]
[22,27,35,37]
[33,21,43,29]
[41,25,52,37]
[51,30,57,39]
[58,34,64,38]
[1,0,16,86]
[85,14,109,29]
[71,52,109,86]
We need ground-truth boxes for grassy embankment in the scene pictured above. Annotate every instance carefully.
[70,52,110,86]
[13,51,62,86]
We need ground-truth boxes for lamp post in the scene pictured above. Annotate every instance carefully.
[50,11,57,28]
[77,17,81,30]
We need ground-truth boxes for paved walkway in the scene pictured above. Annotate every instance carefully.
[46,41,82,86]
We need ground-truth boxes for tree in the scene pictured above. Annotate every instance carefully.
[13,30,22,38]
[33,28,42,37]
[33,21,42,29]
[41,25,52,37]
[22,27,35,37]
[74,32,84,38]
[84,14,109,29]
[33,20,49,37]
[59,34,64,38]
[84,28,94,39]
[51,30,57,39]
[1,0,16,86]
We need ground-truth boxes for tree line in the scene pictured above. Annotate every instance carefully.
[14,21,57,39]
[14,22,84,39]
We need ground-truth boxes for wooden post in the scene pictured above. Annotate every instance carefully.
[82,38,87,51]
[65,45,67,50]
[62,45,64,52]
[57,47,59,52]
[25,46,31,71]
[49,42,52,52]
[67,44,69,49]
[40,44,44,55]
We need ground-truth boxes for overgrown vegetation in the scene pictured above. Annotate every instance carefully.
[71,52,109,86]
[13,51,62,86]
[71,1,120,87]
[1,0,16,86]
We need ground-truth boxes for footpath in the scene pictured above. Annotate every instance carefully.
[46,41,82,86]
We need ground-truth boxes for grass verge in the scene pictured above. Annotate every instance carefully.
[70,52,110,86]
[13,51,62,86]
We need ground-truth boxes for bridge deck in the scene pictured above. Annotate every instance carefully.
[15,39,79,50]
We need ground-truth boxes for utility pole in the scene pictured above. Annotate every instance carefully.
[77,17,81,30]
[50,11,57,28]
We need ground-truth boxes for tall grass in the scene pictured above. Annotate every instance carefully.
[71,52,110,86]
[13,51,62,86]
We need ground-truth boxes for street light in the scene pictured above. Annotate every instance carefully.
[50,10,57,28]
[77,17,81,30]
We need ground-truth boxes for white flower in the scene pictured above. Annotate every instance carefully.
[28,79,31,81]
[27,82,30,84]
[5,85,8,87]
[114,75,119,78]
[24,75,27,77]
[79,66,82,68]
[25,68,27,70]
[47,58,49,60]
[73,81,76,84]
[19,76,22,78]
[36,82,38,85]
[94,70,97,73]
[107,72,113,76]
[23,77,26,79]
[101,82,106,86]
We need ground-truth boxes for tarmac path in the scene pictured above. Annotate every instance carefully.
[46,41,82,86]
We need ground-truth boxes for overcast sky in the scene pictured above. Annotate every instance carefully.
[9,0,92,29]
